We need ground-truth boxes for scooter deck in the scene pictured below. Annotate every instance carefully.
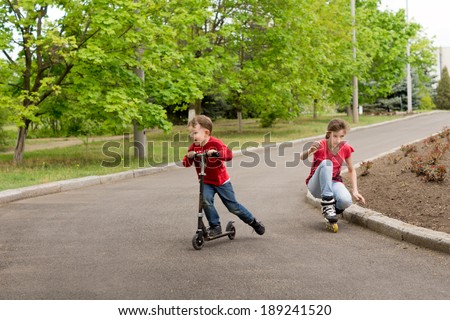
[192,221,236,250]
[205,221,236,240]
[205,230,234,241]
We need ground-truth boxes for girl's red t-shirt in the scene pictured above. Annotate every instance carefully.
[305,139,354,185]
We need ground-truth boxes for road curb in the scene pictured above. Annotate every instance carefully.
[305,192,450,254]
[0,166,181,205]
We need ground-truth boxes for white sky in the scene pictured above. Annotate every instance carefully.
[380,0,450,47]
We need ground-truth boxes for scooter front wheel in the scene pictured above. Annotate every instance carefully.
[192,234,204,250]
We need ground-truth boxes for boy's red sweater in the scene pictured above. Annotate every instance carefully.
[183,136,233,186]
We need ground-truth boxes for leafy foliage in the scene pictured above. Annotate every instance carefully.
[436,67,450,110]
[0,0,440,163]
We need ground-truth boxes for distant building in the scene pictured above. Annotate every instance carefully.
[437,47,450,78]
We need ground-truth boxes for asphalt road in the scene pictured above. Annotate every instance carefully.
[0,112,449,299]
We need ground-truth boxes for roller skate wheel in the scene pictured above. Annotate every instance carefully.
[324,220,338,233]
[332,223,338,233]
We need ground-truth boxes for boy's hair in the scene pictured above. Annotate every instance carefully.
[325,119,350,139]
[188,115,213,133]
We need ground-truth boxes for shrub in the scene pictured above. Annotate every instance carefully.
[409,137,449,182]
[419,94,435,110]
[260,111,278,128]
[435,67,450,110]
[423,165,447,182]
[400,144,417,157]
[438,126,450,139]
[359,161,373,176]
[428,141,450,164]
[410,156,427,176]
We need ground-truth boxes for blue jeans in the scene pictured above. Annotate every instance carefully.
[307,160,353,211]
[202,181,255,227]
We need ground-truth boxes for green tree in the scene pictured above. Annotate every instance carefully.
[207,0,354,128]
[143,0,219,120]
[292,0,354,115]
[436,67,450,110]
[356,1,414,104]
[356,1,436,110]
[0,0,171,164]
[205,0,279,129]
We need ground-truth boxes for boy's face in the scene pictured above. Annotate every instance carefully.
[189,124,210,146]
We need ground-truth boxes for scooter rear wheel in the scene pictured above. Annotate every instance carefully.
[192,234,204,250]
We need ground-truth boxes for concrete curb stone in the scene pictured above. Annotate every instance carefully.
[305,190,450,254]
[0,166,182,204]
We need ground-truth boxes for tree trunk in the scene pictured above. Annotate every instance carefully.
[352,75,359,123]
[14,121,30,165]
[133,120,147,162]
[237,111,243,133]
[188,99,201,123]
[313,99,318,119]
[188,104,196,122]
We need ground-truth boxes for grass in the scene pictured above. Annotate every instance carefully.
[0,114,404,191]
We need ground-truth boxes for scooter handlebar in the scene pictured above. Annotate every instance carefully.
[194,151,220,158]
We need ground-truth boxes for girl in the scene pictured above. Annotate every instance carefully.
[301,119,365,222]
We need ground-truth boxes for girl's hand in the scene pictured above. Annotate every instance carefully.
[308,141,321,155]
[352,190,366,204]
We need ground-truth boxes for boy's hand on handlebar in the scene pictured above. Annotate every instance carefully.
[186,150,219,158]
[207,149,219,157]
[186,151,197,159]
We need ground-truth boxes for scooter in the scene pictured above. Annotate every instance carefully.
[191,151,236,250]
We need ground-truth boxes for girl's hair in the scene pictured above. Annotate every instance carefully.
[325,119,350,139]
[188,115,213,133]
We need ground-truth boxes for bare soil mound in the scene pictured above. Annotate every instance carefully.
[350,128,450,234]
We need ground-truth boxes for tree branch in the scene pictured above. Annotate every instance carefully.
[77,27,100,49]
[6,0,23,20]
[36,63,74,106]
[33,5,48,93]
[117,24,134,39]
[2,50,17,65]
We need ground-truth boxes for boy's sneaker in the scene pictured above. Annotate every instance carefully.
[321,198,338,223]
[207,225,222,237]
[250,219,265,235]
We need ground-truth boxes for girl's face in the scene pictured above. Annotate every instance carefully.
[328,129,346,149]
[189,124,210,146]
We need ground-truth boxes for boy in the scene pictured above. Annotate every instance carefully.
[183,115,265,237]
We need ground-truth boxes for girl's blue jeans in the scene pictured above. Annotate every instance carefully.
[202,181,255,227]
[307,160,353,211]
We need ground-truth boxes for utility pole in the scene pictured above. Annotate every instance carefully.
[133,0,147,160]
[406,0,413,113]
[351,0,359,123]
